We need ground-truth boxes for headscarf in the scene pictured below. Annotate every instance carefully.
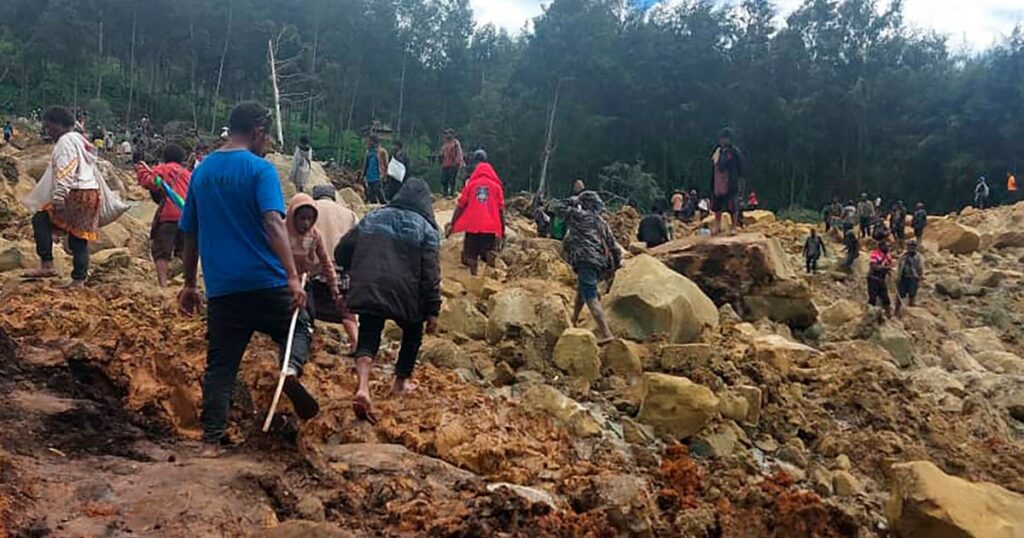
[286,193,319,239]
[388,177,438,230]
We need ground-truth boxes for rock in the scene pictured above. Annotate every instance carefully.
[993,230,1024,249]
[486,287,570,347]
[0,239,26,272]
[716,391,749,423]
[486,483,561,510]
[954,327,1006,354]
[832,471,862,497]
[255,521,354,538]
[295,496,326,522]
[873,323,913,368]
[751,334,820,375]
[419,338,474,371]
[833,454,852,471]
[522,384,603,438]
[820,299,863,328]
[972,269,1021,288]
[493,361,516,386]
[735,385,763,426]
[744,209,776,225]
[886,461,1024,538]
[438,297,487,340]
[690,420,744,459]
[654,233,817,328]
[620,417,656,444]
[266,152,331,198]
[808,463,833,497]
[923,217,981,254]
[659,343,713,373]
[439,278,466,298]
[92,247,132,269]
[89,221,133,253]
[578,474,657,537]
[777,439,808,468]
[637,373,719,439]
[338,187,363,209]
[600,339,643,377]
[552,328,601,381]
[974,351,1024,375]
[603,254,718,343]
[935,278,964,299]
[828,340,897,366]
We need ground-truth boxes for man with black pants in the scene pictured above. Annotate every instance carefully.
[335,178,441,424]
[178,101,319,457]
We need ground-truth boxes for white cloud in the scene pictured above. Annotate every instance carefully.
[470,0,1023,50]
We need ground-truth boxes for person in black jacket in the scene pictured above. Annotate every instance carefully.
[335,177,441,424]
[637,205,671,248]
[710,129,742,234]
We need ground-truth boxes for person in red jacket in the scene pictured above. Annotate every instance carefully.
[136,143,192,287]
[447,150,505,276]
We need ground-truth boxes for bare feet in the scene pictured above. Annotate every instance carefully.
[392,378,417,396]
[23,267,57,279]
[352,392,379,425]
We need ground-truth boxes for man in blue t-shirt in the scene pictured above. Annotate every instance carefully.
[178,101,319,457]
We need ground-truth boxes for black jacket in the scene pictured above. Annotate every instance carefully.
[709,146,743,198]
[637,214,670,247]
[335,178,441,322]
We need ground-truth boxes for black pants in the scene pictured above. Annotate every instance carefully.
[355,314,423,380]
[842,251,858,271]
[868,276,891,308]
[384,179,404,201]
[32,211,89,281]
[805,255,819,273]
[441,167,458,197]
[914,228,924,243]
[859,217,870,238]
[365,181,386,204]
[202,286,312,443]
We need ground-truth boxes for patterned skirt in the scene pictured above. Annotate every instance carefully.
[45,189,100,241]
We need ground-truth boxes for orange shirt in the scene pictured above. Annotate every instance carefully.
[1009,175,1017,192]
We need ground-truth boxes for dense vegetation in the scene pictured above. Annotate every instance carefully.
[1,0,1022,210]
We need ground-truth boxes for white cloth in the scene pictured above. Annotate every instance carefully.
[51,132,99,201]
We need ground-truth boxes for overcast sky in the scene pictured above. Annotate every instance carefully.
[471,0,1024,51]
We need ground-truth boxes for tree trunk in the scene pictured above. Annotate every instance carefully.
[306,16,320,135]
[210,0,234,134]
[537,78,563,196]
[125,9,137,130]
[268,39,285,147]
[396,50,407,138]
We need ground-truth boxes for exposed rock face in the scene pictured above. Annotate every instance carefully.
[438,296,487,340]
[637,373,718,439]
[873,323,914,368]
[265,152,331,199]
[886,461,1024,538]
[653,233,818,328]
[923,217,981,255]
[552,328,601,381]
[604,254,718,343]
[486,287,571,371]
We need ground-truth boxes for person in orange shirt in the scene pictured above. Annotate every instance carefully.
[1008,171,1017,202]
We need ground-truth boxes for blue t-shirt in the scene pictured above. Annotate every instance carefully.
[179,149,288,298]
[365,149,380,183]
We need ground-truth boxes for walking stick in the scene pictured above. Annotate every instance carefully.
[262,273,308,432]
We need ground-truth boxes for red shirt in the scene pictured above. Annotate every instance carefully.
[453,163,505,237]
[136,162,191,223]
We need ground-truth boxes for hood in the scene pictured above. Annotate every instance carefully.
[468,162,501,186]
[388,177,438,229]
[286,193,318,236]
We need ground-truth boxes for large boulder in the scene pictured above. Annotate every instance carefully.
[552,328,601,381]
[603,254,718,343]
[974,351,1024,375]
[653,234,817,328]
[886,461,1024,538]
[637,373,718,439]
[486,287,570,346]
[923,218,981,255]
[873,323,914,368]
[993,231,1024,249]
[266,152,331,199]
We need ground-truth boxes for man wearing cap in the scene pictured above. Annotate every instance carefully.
[440,129,464,198]
[448,150,505,276]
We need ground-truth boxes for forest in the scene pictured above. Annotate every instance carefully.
[0,0,1022,211]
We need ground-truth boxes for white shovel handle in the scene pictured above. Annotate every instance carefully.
[262,273,308,432]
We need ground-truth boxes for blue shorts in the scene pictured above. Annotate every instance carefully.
[575,263,601,301]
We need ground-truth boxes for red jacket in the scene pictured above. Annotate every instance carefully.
[136,162,191,223]
[453,163,505,237]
